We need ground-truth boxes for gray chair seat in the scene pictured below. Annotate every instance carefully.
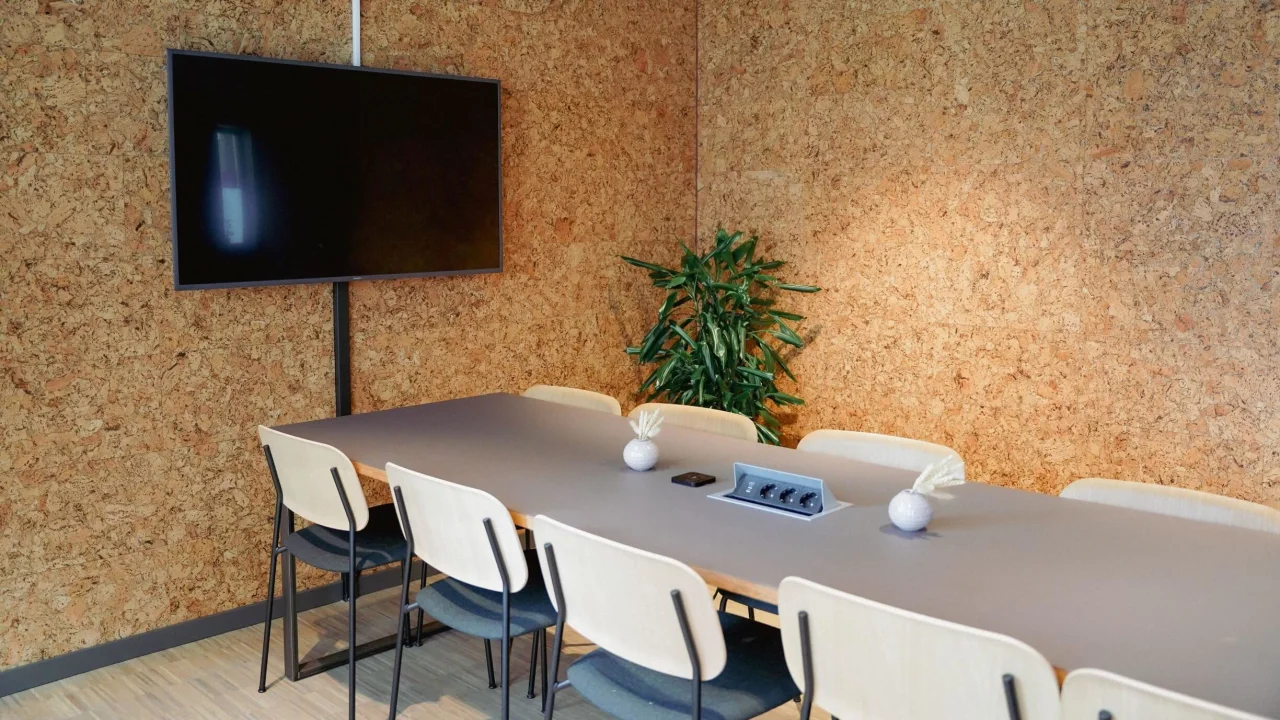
[566,612,799,720]
[283,503,407,573]
[416,549,556,640]
[717,589,778,615]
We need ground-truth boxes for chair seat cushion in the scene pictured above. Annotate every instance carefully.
[284,503,407,573]
[416,549,556,640]
[718,589,778,615]
[566,612,799,720]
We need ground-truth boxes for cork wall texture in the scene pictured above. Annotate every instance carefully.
[0,0,694,670]
[698,0,1280,501]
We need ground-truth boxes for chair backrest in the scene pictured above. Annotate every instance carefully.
[1060,478,1280,534]
[1061,668,1266,720]
[532,515,726,680]
[522,384,622,416]
[386,463,528,592]
[258,425,369,531]
[778,576,1061,720]
[797,429,964,477]
[629,402,758,443]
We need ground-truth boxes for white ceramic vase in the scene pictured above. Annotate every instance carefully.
[888,489,933,532]
[623,438,659,471]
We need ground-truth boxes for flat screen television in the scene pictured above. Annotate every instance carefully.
[166,50,502,290]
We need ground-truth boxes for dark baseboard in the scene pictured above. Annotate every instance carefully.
[0,563,422,698]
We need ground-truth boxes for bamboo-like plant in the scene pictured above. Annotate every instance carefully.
[622,228,820,444]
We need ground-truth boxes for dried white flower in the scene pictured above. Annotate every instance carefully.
[910,455,965,499]
[628,410,664,441]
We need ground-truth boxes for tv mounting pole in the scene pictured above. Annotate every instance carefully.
[333,282,351,416]
[333,0,360,418]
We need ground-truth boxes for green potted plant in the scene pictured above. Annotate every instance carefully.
[622,228,820,444]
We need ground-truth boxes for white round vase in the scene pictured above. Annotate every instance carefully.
[623,438,659,471]
[888,490,933,532]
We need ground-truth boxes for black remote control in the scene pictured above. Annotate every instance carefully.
[672,471,716,488]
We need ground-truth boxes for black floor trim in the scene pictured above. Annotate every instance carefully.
[0,563,428,698]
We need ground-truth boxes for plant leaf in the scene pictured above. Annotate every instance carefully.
[670,322,697,349]
[755,423,780,444]
[770,323,805,348]
[738,366,774,381]
[620,256,674,275]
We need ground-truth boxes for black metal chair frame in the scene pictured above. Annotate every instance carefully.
[540,541,706,720]
[387,486,548,720]
[793,609,1027,720]
[715,589,758,621]
[256,446,437,720]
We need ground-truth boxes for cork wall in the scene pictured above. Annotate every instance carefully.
[0,0,693,671]
[698,0,1279,500]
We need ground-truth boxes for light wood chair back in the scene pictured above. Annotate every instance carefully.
[532,515,726,680]
[1060,478,1280,534]
[778,576,1060,720]
[386,462,528,593]
[1061,668,1267,720]
[629,402,757,443]
[798,429,963,477]
[258,426,369,531]
[522,384,622,415]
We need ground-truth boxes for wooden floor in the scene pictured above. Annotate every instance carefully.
[1,586,817,719]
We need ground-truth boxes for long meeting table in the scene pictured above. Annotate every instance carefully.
[277,393,1280,717]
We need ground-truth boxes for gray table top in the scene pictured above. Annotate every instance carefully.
[278,393,1280,717]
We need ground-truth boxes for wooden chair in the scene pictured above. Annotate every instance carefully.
[522,384,621,415]
[797,429,964,477]
[385,463,554,720]
[778,576,1061,720]
[533,515,799,720]
[1061,668,1267,720]
[629,402,758,442]
[1060,478,1280,534]
[256,426,410,720]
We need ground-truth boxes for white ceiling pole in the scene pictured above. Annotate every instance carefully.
[351,0,361,67]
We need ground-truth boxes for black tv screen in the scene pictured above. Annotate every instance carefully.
[167,50,501,289]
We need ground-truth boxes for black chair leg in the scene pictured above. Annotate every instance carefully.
[414,559,427,646]
[484,639,497,689]
[500,623,511,720]
[749,607,756,621]
[543,634,566,720]
[539,628,549,712]
[387,613,408,720]
[257,501,283,693]
[719,594,728,612]
[388,559,415,720]
[526,630,540,699]
[347,558,358,720]
[341,572,350,602]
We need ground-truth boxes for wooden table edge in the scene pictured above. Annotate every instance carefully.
[357,460,1070,685]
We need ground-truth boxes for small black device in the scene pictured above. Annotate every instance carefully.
[672,472,716,488]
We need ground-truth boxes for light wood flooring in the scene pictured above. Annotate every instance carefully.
[1,586,818,719]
